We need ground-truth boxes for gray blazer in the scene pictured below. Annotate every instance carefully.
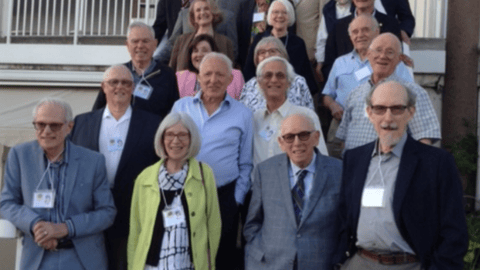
[244,150,342,269]
[0,140,116,270]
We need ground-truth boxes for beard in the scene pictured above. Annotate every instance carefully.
[379,122,403,149]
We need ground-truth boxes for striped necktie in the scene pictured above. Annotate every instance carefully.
[292,170,307,224]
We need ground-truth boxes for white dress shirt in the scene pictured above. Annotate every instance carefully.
[99,106,132,188]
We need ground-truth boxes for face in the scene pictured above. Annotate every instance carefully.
[191,40,213,71]
[366,82,415,150]
[336,0,351,4]
[198,57,233,100]
[256,0,270,12]
[193,1,213,27]
[353,0,375,10]
[256,43,282,65]
[34,103,73,157]
[268,2,289,30]
[349,16,378,52]
[126,27,157,64]
[163,123,190,162]
[102,67,134,106]
[367,34,401,81]
[278,115,320,169]
[258,61,288,103]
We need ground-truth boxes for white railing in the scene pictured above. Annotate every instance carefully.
[5,0,158,44]
[3,0,447,45]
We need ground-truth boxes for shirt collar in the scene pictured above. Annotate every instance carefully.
[290,151,317,176]
[193,90,231,107]
[103,105,133,122]
[372,132,408,158]
[354,8,376,17]
[44,140,70,165]
[260,99,291,118]
[368,73,399,87]
[131,59,156,77]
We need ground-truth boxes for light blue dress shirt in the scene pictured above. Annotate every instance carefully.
[288,152,317,207]
[172,92,254,204]
[322,50,413,108]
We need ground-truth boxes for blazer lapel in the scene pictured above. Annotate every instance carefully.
[115,110,142,188]
[62,142,79,215]
[299,153,327,228]
[392,136,418,220]
[277,155,298,228]
[352,143,375,227]
[90,109,103,151]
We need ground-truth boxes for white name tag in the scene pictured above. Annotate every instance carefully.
[253,12,265,23]
[354,66,372,81]
[361,187,385,207]
[33,190,55,208]
[133,84,153,100]
[162,197,186,228]
[107,136,124,152]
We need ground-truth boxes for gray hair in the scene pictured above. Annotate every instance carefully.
[154,112,201,160]
[256,56,296,97]
[32,97,74,122]
[366,79,417,107]
[369,32,402,55]
[127,21,155,40]
[199,52,233,75]
[267,0,296,27]
[280,113,317,134]
[348,14,379,36]
[253,36,289,66]
[103,64,134,82]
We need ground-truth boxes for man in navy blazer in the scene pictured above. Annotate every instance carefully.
[337,80,468,269]
[244,113,343,269]
[70,65,161,270]
[0,98,116,270]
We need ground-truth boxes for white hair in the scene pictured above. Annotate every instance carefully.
[199,52,233,75]
[33,97,73,122]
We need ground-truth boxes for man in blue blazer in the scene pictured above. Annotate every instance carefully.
[70,65,161,270]
[0,98,116,270]
[244,113,343,269]
[337,80,468,269]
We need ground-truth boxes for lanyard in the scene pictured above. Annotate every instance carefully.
[34,150,64,192]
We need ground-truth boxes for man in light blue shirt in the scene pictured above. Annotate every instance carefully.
[171,52,253,269]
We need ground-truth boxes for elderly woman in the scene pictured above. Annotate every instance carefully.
[169,0,234,71]
[243,0,318,96]
[240,36,314,113]
[127,112,221,270]
[252,56,328,165]
[176,34,244,99]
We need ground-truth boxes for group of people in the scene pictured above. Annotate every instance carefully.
[0,0,470,270]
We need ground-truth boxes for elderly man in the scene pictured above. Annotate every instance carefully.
[0,98,116,270]
[322,0,402,79]
[253,56,328,166]
[93,21,179,119]
[172,52,253,269]
[323,15,412,155]
[245,113,342,269]
[70,65,161,270]
[336,33,440,151]
[337,80,468,269]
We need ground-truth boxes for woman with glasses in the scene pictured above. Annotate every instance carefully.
[243,0,318,96]
[240,36,314,113]
[127,112,221,270]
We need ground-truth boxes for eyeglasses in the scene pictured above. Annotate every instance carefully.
[281,131,314,143]
[261,71,287,80]
[32,122,66,132]
[370,105,408,115]
[370,47,397,59]
[164,132,190,142]
[105,79,133,88]
[257,48,280,57]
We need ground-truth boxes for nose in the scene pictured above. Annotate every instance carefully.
[384,108,394,121]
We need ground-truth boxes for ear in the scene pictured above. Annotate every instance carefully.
[100,82,106,94]
[406,106,416,122]
[227,72,234,85]
[278,136,287,153]
[312,130,320,145]
[66,121,74,134]
[366,105,374,123]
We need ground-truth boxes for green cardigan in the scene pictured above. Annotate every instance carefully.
[127,158,221,270]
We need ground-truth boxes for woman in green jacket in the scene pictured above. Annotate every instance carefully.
[127,112,221,270]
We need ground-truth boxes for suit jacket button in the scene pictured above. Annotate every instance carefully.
[188,192,193,197]
[191,212,195,217]
[346,251,350,257]
[296,234,301,238]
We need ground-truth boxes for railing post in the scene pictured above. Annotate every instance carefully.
[4,0,14,43]
[74,0,81,45]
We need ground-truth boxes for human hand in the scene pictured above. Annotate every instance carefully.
[329,102,344,121]
[315,62,325,83]
[41,238,58,250]
[400,53,414,68]
[33,221,68,246]
[401,30,411,45]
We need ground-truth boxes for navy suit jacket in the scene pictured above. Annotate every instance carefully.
[379,0,415,37]
[338,136,468,269]
[70,108,161,237]
[322,10,402,79]
[244,150,343,269]
[0,141,116,270]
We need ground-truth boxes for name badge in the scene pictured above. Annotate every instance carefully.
[361,187,385,207]
[133,83,153,100]
[354,66,372,81]
[107,136,124,152]
[259,125,274,141]
[33,190,55,208]
[253,12,265,23]
[162,197,186,228]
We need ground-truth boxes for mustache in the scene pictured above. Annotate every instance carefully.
[380,122,398,130]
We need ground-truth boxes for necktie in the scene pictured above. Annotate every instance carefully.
[292,170,307,224]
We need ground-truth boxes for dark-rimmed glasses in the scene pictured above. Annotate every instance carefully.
[164,132,190,142]
[281,131,314,143]
[370,105,408,115]
[261,71,287,80]
[32,122,66,132]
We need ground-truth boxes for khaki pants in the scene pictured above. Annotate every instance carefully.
[340,253,423,270]
[326,119,344,159]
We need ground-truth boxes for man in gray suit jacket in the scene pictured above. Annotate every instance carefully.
[0,98,116,270]
[244,113,343,269]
